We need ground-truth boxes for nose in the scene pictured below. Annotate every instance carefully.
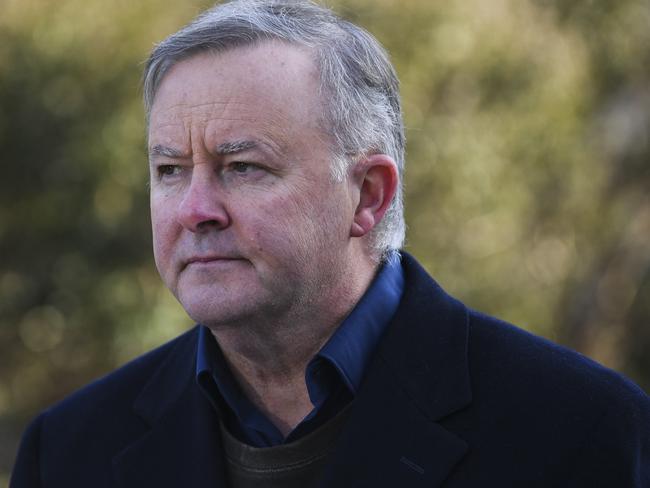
[177,169,230,232]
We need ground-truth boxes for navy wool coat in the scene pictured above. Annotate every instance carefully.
[11,254,650,487]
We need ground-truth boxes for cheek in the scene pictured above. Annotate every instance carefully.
[237,193,310,258]
[250,186,349,258]
[150,201,177,271]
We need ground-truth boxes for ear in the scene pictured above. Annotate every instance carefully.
[350,154,399,238]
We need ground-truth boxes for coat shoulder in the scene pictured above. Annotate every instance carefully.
[11,326,200,488]
[466,309,648,409]
[46,325,199,421]
[456,309,650,484]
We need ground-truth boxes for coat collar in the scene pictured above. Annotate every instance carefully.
[379,252,472,422]
[320,252,471,487]
[112,253,471,487]
[112,328,229,487]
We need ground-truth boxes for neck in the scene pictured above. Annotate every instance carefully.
[208,254,377,435]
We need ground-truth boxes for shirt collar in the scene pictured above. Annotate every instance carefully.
[306,251,404,400]
[195,251,405,442]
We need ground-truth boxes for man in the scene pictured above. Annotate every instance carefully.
[11,1,650,487]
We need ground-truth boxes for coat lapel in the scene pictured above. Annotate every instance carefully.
[321,254,473,487]
[111,328,229,488]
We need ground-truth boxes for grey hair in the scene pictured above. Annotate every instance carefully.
[143,0,405,256]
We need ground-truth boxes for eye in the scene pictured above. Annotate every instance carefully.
[157,165,181,177]
[231,161,259,174]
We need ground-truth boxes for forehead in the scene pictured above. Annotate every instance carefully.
[148,42,324,149]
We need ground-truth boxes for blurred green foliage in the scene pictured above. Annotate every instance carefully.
[1,0,649,479]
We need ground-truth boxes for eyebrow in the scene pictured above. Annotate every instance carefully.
[148,145,188,159]
[148,140,259,159]
[215,140,258,155]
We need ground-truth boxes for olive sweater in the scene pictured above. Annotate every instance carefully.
[220,406,351,488]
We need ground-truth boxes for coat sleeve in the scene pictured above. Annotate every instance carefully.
[567,381,650,487]
[10,413,45,488]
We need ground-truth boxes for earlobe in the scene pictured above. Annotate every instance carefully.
[350,154,398,238]
[350,211,375,237]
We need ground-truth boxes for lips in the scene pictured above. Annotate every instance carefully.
[188,256,233,263]
[183,256,242,269]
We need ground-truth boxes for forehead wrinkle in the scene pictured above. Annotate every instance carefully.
[163,99,239,112]
[200,106,295,158]
[154,100,249,125]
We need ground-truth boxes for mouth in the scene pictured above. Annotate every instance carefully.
[184,256,242,269]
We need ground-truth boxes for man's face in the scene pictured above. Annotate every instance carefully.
[148,43,358,327]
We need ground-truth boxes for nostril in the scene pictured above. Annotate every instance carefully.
[196,219,224,231]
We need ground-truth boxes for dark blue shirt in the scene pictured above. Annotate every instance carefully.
[196,252,405,447]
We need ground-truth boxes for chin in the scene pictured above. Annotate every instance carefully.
[181,300,232,326]
[178,293,259,328]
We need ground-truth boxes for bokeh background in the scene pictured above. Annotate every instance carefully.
[1,0,649,480]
